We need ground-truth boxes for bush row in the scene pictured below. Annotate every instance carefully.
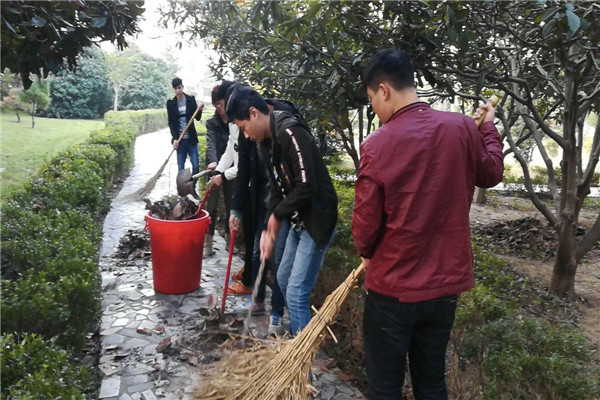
[0,109,167,398]
[313,159,599,399]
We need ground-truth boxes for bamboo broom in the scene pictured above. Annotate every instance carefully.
[193,262,365,400]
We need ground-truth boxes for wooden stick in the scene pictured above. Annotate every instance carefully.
[473,95,500,127]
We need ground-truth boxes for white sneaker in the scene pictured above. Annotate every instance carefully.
[267,312,285,336]
[234,300,266,315]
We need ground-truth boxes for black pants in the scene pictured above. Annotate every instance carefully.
[363,291,458,400]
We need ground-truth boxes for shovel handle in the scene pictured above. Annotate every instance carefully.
[473,95,500,127]
[221,229,237,314]
[198,181,214,211]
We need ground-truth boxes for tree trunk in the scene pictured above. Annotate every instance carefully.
[31,101,36,128]
[16,109,20,123]
[113,86,120,111]
[473,187,486,204]
[550,220,578,301]
[550,70,579,300]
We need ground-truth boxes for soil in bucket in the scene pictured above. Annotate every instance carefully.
[145,210,210,294]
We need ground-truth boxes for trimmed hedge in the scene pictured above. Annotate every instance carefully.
[1,333,90,399]
[0,109,167,398]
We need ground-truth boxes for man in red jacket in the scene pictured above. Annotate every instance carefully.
[352,49,504,399]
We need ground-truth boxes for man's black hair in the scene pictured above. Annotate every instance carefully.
[224,81,243,106]
[362,49,415,91]
[265,98,300,115]
[172,77,183,88]
[226,86,269,121]
[211,85,220,104]
[215,80,235,102]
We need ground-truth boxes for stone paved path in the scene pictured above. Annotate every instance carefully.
[97,129,365,400]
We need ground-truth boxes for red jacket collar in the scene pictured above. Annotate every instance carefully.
[388,101,430,123]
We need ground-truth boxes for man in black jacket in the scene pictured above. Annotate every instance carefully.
[203,83,236,257]
[226,86,338,335]
[166,77,203,175]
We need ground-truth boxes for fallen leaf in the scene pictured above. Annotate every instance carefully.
[338,371,354,381]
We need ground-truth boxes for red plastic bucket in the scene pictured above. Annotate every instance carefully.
[145,210,210,294]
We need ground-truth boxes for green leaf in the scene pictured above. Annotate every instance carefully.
[446,5,456,27]
[459,31,469,56]
[542,19,555,37]
[565,8,580,36]
[90,17,107,29]
[31,16,47,27]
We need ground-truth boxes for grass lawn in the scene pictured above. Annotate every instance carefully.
[0,110,105,200]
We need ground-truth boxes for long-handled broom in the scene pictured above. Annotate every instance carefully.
[130,104,203,200]
[193,262,365,400]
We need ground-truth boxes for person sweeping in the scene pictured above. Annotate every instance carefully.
[167,77,204,176]
[226,85,338,336]
[352,49,504,399]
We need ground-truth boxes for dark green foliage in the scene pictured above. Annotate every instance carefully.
[118,53,171,111]
[452,243,600,400]
[1,333,89,399]
[0,207,100,280]
[0,0,144,89]
[0,109,168,394]
[42,48,113,119]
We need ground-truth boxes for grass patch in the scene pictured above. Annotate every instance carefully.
[0,110,105,199]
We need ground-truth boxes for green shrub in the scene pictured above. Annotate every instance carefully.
[1,333,89,399]
[0,109,167,394]
[104,108,167,134]
[0,207,100,280]
[89,127,136,176]
[474,318,598,400]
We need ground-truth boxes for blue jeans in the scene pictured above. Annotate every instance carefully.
[277,227,334,335]
[363,292,458,400]
[270,219,290,317]
[176,139,199,175]
[250,212,288,313]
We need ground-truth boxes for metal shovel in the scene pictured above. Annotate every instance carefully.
[176,168,213,198]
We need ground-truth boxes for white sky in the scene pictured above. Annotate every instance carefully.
[101,0,220,102]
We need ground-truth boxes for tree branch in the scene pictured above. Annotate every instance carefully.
[498,107,558,226]
[576,212,600,264]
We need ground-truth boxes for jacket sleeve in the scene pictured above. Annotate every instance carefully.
[216,124,238,180]
[166,100,178,142]
[474,121,504,188]
[231,133,251,214]
[271,126,315,221]
[205,119,219,164]
[352,141,385,259]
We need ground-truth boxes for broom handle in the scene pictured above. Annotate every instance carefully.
[473,95,499,127]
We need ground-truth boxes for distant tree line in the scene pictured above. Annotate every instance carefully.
[1,47,174,121]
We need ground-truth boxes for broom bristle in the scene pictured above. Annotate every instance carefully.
[124,151,173,201]
[193,264,365,400]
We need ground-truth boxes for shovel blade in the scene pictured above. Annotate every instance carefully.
[176,169,198,198]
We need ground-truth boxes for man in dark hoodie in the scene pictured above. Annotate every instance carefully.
[203,82,236,256]
[166,77,203,175]
[226,86,338,335]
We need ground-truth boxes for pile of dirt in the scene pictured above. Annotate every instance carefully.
[144,196,200,220]
[473,217,558,259]
[115,229,151,261]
